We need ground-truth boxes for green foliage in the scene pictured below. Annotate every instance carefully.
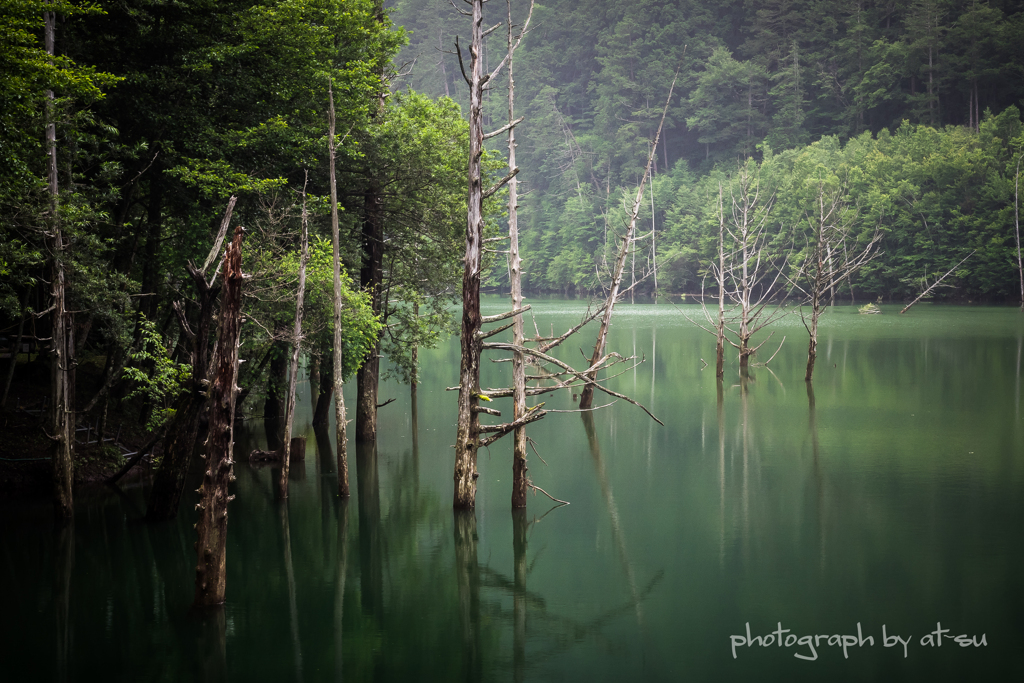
[391,0,1024,303]
[123,315,192,431]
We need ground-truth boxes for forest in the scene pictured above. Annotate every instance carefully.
[394,0,1024,301]
[3,1,1024,680]
[0,0,1022,502]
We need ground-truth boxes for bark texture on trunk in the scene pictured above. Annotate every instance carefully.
[453,0,486,510]
[279,182,310,498]
[46,6,73,524]
[507,1,528,509]
[193,226,244,608]
[356,182,383,443]
[328,80,350,498]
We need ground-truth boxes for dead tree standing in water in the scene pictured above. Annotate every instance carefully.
[193,226,245,607]
[44,5,73,523]
[722,162,788,371]
[791,175,880,381]
[504,0,534,509]
[328,80,351,498]
[451,0,526,509]
[579,73,677,410]
[148,197,237,521]
[279,174,311,497]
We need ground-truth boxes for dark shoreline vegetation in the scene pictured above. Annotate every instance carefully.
[1,0,1024,678]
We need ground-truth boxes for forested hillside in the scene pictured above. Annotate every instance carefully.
[0,0,482,507]
[391,0,1024,301]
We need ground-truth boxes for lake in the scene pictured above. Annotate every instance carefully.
[2,300,1022,682]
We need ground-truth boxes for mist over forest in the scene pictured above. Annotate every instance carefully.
[391,0,1024,301]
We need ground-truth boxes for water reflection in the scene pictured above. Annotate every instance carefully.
[7,305,1024,682]
[197,608,226,683]
[512,509,527,683]
[54,523,73,683]
[278,488,304,682]
[454,510,481,682]
[581,411,643,625]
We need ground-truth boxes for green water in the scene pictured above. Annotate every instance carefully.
[3,302,1023,682]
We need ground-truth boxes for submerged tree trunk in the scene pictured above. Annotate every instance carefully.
[716,183,726,380]
[279,177,310,498]
[356,180,383,443]
[328,80,350,498]
[805,294,819,382]
[507,0,530,509]
[148,198,236,521]
[46,6,73,524]
[453,0,487,510]
[193,226,244,607]
[580,73,676,409]
[1016,154,1023,311]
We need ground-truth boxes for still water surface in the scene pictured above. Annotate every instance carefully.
[2,301,1023,682]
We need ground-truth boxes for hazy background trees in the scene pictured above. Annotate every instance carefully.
[390,0,1024,303]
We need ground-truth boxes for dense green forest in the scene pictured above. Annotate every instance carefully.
[391,0,1024,300]
[2,0,1024,499]
[0,0,473,428]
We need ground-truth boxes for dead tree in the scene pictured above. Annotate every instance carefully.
[899,250,975,314]
[452,0,656,509]
[579,72,676,409]
[722,162,788,370]
[193,226,245,607]
[328,80,350,498]
[792,176,881,381]
[505,0,534,509]
[1015,152,1023,311]
[451,0,525,509]
[279,174,311,497]
[42,5,74,524]
[147,197,236,521]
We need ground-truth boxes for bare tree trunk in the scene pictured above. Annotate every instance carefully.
[148,198,236,521]
[507,0,529,509]
[805,291,819,382]
[356,180,383,443]
[328,80,350,498]
[46,6,73,524]
[279,175,311,498]
[193,226,245,607]
[716,183,726,380]
[453,0,487,510]
[1011,154,1019,309]
[579,73,676,409]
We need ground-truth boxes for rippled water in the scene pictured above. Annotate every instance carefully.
[2,301,1022,682]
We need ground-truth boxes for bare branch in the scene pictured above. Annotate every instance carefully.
[483,166,520,199]
[483,116,524,140]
